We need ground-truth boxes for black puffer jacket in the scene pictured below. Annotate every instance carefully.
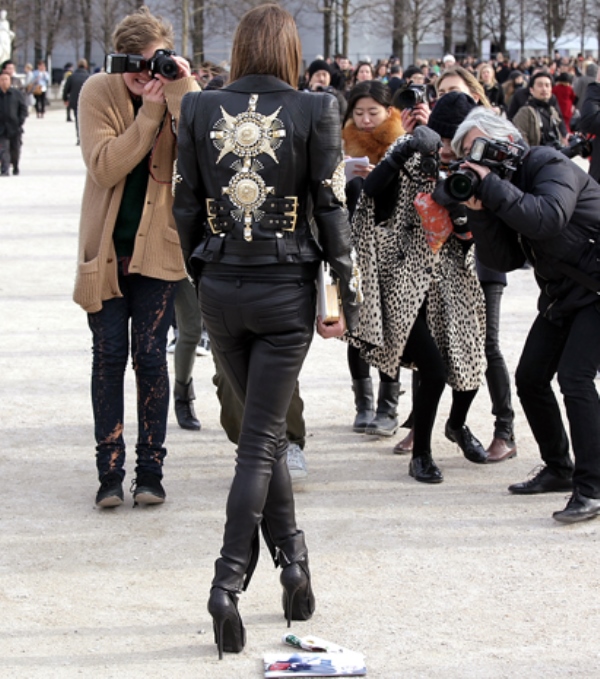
[468,145,600,322]
[173,74,360,330]
[578,81,600,182]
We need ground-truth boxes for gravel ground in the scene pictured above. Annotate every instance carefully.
[1,105,599,679]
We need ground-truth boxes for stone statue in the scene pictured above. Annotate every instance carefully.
[0,10,15,66]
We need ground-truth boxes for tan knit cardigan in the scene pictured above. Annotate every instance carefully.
[73,72,199,313]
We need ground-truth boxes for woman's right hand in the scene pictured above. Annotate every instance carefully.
[400,102,431,133]
[316,315,346,338]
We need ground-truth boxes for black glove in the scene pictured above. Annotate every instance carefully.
[388,126,441,169]
[407,126,441,155]
[432,180,469,232]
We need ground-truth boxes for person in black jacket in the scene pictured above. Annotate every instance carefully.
[0,71,27,175]
[578,75,600,182]
[173,4,360,659]
[452,108,600,524]
[62,58,90,145]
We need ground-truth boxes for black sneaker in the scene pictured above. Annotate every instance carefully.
[508,465,573,495]
[95,472,124,508]
[131,471,166,506]
[445,421,488,464]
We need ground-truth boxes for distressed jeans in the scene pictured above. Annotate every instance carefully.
[87,270,177,481]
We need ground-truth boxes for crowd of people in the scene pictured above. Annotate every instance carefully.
[6,0,599,661]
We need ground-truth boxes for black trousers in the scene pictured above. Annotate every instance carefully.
[199,269,315,591]
[515,304,600,498]
[482,282,515,440]
[402,304,478,456]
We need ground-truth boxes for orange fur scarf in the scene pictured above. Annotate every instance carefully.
[342,108,405,165]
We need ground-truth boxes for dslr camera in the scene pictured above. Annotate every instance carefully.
[105,49,179,80]
[395,84,426,111]
[561,133,593,160]
[445,137,525,201]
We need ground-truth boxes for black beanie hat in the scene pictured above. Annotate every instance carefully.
[428,91,478,139]
[308,59,332,78]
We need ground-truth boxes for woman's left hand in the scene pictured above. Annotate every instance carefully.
[317,315,346,338]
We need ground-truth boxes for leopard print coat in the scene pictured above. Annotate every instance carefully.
[347,145,486,391]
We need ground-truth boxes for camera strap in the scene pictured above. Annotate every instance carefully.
[554,260,600,295]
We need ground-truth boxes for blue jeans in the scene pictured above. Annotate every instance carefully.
[515,303,600,498]
[87,272,177,481]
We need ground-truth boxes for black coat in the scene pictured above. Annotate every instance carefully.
[173,74,360,329]
[62,67,90,110]
[578,82,600,182]
[468,145,600,322]
[0,86,27,139]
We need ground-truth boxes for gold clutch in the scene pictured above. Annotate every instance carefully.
[316,262,341,324]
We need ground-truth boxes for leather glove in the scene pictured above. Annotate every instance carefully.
[407,126,441,155]
[432,180,469,232]
[388,126,441,168]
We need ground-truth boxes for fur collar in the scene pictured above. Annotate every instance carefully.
[342,108,404,164]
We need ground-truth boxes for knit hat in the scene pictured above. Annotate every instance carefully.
[428,91,478,139]
[308,59,331,79]
[508,70,524,81]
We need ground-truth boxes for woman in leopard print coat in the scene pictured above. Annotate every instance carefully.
[348,115,486,484]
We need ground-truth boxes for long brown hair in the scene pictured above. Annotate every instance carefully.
[229,4,301,88]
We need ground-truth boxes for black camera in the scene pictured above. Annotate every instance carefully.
[395,84,426,111]
[419,153,440,178]
[105,49,178,80]
[444,137,525,201]
[561,133,593,160]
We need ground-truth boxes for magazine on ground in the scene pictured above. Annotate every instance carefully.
[263,634,366,677]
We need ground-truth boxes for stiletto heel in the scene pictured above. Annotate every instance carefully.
[280,562,315,627]
[207,587,246,659]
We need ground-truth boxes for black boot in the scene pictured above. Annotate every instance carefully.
[174,379,201,430]
[365,382,401,437]
[277,532,315,627]
[352,378,375,432]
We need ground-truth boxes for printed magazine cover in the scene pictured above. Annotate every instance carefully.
[263,651,367,677]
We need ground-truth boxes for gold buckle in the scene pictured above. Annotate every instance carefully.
[206,199,222,235]
[282,196,298,232]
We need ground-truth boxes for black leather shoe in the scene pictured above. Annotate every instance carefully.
[508,465,573,495]
[409,455,444,484]
[445,421,488,464]
[553,490,600,523]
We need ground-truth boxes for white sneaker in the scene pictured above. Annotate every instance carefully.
[196,331,211,356]
[167,337,177,354]
[286,443,308,482]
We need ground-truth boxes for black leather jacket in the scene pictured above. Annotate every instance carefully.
[173,75,360,331]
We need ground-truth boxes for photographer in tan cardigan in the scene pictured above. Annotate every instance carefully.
[73,5,199,508]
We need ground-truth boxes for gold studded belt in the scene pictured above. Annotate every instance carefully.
[207,196,298,235]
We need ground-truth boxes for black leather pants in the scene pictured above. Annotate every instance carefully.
[199,268,315,592]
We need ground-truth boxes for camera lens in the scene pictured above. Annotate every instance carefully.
[445,169,480,201]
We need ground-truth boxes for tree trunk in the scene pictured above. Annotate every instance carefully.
[79,0,92,67]
[191,0,204,64]
[464,0,475,56]
[392,0,406,61]
[34,0,43,63]
[498,0,507,53]
[323,0,332,58]
[443,0,455,55]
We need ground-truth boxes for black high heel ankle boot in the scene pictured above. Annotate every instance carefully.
[207,587,246,660]
[280,561,315,628]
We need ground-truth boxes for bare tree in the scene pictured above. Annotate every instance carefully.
[534,0,575,55]
[407,0,441,62]
[391,0,408,60]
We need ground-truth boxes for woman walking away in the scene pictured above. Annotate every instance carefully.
[173,3,360,658]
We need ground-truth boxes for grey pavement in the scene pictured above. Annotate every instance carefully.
[1,105,599,678]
